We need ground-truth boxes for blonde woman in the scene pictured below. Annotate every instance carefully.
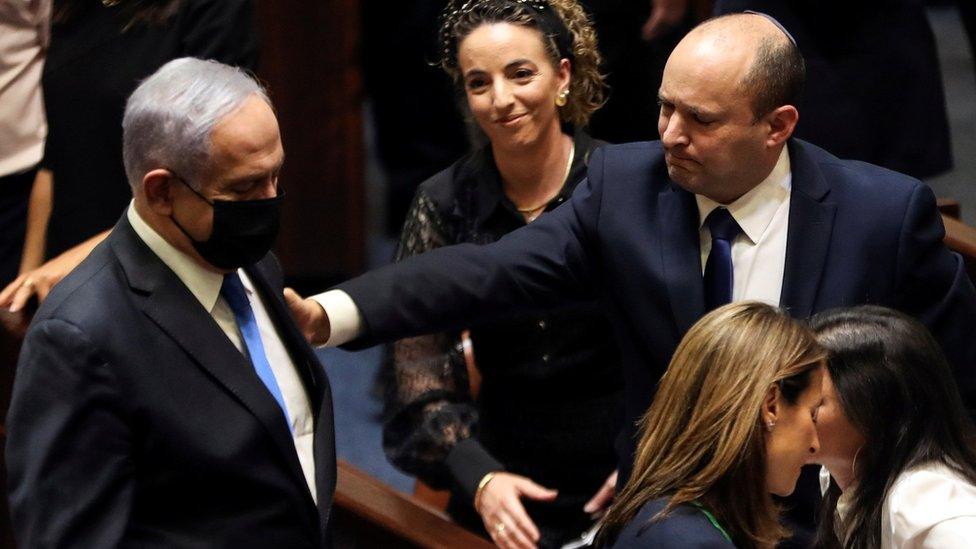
[601,302,826,548]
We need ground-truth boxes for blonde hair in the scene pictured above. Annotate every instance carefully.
[601,302,826,547]
[438,0,605,127]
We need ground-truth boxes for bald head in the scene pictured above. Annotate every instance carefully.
[677,13,805,119]
[656,13,803,203]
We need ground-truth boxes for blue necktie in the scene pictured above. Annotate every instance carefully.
[221,273,290,423]
[704,208,742,312]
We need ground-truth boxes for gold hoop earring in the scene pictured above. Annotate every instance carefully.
[555,89,569,107]
[851,446,863,478]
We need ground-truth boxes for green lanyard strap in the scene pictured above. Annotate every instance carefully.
[690,501,734,545]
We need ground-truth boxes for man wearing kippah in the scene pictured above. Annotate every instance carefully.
[289,11,976,541]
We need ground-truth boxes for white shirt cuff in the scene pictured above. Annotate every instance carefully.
[310,290,364,347]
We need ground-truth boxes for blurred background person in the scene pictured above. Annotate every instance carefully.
[0,0,49,293]
[582,0,694,143]
[601,302,825,548]
[381,0,623,547]
[714,0,953,181]
[361,0,470,237]
[812,306,976,548]
[0,0,257,313]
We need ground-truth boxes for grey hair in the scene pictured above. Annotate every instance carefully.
[122,57,270,191]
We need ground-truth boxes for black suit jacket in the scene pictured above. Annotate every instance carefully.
[6,215,335,548]
[338,138,976,481]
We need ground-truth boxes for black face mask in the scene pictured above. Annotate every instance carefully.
[170,175,284,270]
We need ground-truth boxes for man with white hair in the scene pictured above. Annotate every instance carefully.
[6,58,336,548]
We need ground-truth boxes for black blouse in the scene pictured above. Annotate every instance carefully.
[41,0,257,257]
[383,131,624,543]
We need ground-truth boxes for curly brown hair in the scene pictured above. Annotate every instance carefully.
[438,0,605,128]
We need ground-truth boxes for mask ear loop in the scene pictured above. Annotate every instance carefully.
[169,170,214,206]
[166,170,213,244]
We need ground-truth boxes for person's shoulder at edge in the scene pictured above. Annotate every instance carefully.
[791,138,922,196]
[611,497,735,549]
[886,461,976,528]
[29,230,119,325]
[582,140,664,186]
[595,140,663,161]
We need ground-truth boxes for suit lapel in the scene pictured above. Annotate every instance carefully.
[658,181,706,335]
[780,141,836,319]
[246,259,337,532]
[245,262,325,412]
[110,218,314,505]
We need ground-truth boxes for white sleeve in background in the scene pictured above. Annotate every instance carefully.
[309,290,364,347]
[884,462,976,548]
[915,517,976,548]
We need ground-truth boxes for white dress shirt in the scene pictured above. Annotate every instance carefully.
[315,146,794,346]
[695,146,792,307]
[312,289,363,347]
[128,204,317,502]
[821,463,976,548]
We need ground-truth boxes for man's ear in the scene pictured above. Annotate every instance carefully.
[762,383,780,428]
[764,105,799,148]
[143,169,177,216]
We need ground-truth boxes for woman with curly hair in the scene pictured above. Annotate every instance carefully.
[381,1,622,547]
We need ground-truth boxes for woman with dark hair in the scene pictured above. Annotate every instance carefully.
[601,302,826,548]
[381,1,622,547]
[811,305,976,548]
[0,0,256,312]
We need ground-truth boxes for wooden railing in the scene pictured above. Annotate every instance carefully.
[334,461,493,548]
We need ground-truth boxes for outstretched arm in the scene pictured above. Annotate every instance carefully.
[301,149,609,349]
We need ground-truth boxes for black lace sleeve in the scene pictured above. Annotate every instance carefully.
[382,188,495,489]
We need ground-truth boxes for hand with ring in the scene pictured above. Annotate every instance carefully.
[474,471,557,549]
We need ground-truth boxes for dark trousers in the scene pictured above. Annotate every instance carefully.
[0,167,36,286]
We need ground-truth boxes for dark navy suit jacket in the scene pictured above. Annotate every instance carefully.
[338,138,976,529]
[611,498,734,548]
[6,216,336,548]
[341,138,976,460]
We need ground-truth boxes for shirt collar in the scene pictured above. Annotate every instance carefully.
[127,201,237,312]
[695,145,792,244]
[463,131,593,227]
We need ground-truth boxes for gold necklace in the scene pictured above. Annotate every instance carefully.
[102,0,121,6]
[516,143,575,221]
